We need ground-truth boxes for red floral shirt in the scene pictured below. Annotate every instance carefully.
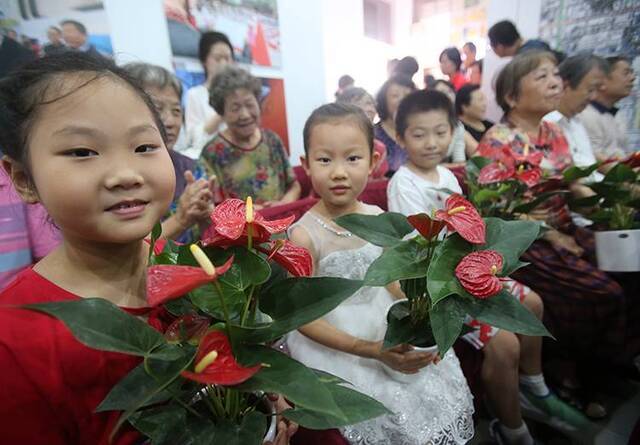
[478,120,573,229]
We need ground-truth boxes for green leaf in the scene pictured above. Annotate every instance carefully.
[96,345,194,412]
[481,218,540,275]
[334,212,414,247]
[24,299,166,357]
[460,290,551,337]
[427,234,473,306]
[235,345,344,419]
[466,156,493,178]
[563,163,599,181]
[127,405,186,444]
[110,351,195,441]
[430,297,465,356]
[364,241,429,286]
[473,186,509,205]
[282,382,389,429]
[212,411,266,445]
[603,163,637,183]
[568,195,602,208]
[383,300,415,349]
[232,277,363,344]
[512,191,568,214]
[189,282,245,320]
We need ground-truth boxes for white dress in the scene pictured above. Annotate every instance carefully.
[286,205,474,445]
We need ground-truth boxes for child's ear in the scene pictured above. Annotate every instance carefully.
[369,150,381,175]
[300,155,311,176]
[2,157,39,203]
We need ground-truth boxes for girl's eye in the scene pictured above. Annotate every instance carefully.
[437,132,448,137]
[317,157,330,164]
[348,155,362,162]
[135,144,159,153]
[63,148,97,158]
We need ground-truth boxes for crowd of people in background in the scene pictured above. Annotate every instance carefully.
[0,15,638,445]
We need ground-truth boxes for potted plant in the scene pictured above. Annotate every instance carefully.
[563,153,640,272]
[23,198,389,444]
[464,147,567,220]
[336,194,551,383]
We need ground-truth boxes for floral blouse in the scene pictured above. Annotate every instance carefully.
[200,129,295,204]
[477,120,573,229]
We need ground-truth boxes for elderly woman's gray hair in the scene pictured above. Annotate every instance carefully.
[123,62,183,98]
[209,65,262,115]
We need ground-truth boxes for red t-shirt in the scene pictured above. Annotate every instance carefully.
[0,268,144,445]
[451,71,468,91]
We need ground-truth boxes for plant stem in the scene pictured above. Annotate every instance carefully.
[240,285,255,326]
[214,280,235,345]
[247,224,253,251]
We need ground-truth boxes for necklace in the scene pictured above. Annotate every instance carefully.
[310,213,353,237]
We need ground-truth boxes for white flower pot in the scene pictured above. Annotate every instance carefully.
[381,299,438,384]
[595,229,640,272]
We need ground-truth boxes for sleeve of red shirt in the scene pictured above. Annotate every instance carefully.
[0,272,142,445]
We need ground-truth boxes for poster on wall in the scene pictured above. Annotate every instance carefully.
[539,0,640,151]
[0,0,113,58]
[164,0,288,149]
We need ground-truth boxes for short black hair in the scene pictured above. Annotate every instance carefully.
[440,47,463,71]
[0,52,165,177]
[303,103,373,156]
[558,53,608,89]
[335,86,372,105]
[463,42,477,53]
[433,79,455,95]
[395,90,457,137]
[60,19,86,35]
[338,74,354,89]
[198,31,234,75]
[455,83,481,115]
[375,74,416,121]
[394,56,419,77]
[488,20,520,48]
[604,55,631,76]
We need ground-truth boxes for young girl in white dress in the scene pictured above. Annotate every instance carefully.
[286,103,474,444]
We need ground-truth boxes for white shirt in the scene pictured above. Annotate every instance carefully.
[182,84,225,159]
[388,165,462,216]
[577,103,628,160]
[544,110,603,182]
[447,123,466,163]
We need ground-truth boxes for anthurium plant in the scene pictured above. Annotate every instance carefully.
[335,194,551,356]
[464,148,567,220]
[23,198,389,445]
[564,153,640,230]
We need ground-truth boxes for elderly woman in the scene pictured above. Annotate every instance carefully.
[200,66,300,208]
[374,74,416,175]
[478,51,639,418]
[124,62,213,242]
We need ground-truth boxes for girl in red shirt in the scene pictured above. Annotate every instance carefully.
[0,52,176,444]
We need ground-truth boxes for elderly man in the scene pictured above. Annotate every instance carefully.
[578,56,636,160]
[545,53,608,177]
[60,19,104,58]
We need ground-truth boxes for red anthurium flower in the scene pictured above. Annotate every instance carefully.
[455,250,504,299]
[478,146,543,187]
[164,314,210,344]
[258,239,313,277]
[180,330,261,385]
[622,152,640,168]
[201,198,295,247]
[147,256,234,307]
[435,194,486,244]
[407,213,446,241]
[478,161,516,184]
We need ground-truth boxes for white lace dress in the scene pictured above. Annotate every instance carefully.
[286,205,474,445]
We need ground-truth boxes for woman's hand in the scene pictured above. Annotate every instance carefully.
[264,393,298,445]
[375,342,439,374]
[175,170,213,229]
[544,230,584,257]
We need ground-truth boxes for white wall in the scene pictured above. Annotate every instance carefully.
[104,0,173,69]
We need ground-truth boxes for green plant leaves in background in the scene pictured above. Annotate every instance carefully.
[335,212,414,247]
